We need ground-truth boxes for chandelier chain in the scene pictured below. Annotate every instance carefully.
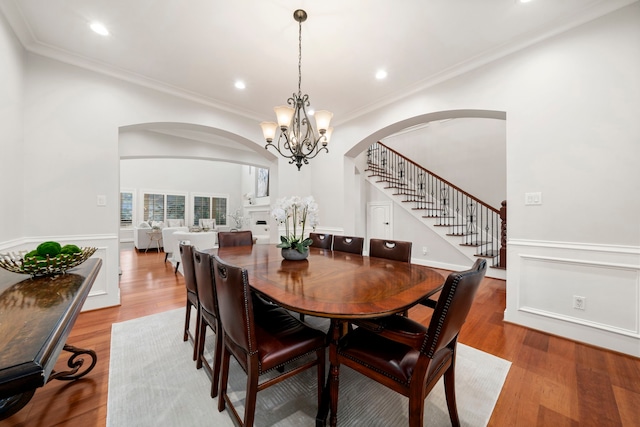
[298,17,302,96]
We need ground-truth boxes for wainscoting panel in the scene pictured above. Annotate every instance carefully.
[506,240,640,357]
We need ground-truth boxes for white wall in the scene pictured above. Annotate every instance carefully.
[337,4,640,356]
[0,11,25,243]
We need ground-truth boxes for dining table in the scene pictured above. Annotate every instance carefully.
[211,244,445,426]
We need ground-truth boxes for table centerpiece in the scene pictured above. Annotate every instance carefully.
[271,195,318,260]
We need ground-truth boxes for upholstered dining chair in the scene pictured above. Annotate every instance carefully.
[333,259,487,427]
[309,232,333,249]
[369,238,413,316]
[192,249,222,397]
[162,226,188,272]
[179,243,200,361]
[332,235,364,255]
[212,256,326,427]
[369,238,412,262]
[217,230,254,247]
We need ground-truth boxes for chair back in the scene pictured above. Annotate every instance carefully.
[423,258,486,357]
[193,249,217,317]
[199,218,216,229]
[212,256,255,355]
[162,226,188,256]
[332,235,364,254]
[309,232,333,249]
[179,243,197,294]
[218,230,254,247]
[369,238,412,262]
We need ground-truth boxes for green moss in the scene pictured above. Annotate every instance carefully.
[24,249,38,259]
[60,244,82,255]
[36,241,62,257]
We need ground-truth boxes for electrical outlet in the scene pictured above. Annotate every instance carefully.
[573,295,586,310]
[422,246,428,255]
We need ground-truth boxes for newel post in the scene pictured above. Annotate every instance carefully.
[499,200,507,269]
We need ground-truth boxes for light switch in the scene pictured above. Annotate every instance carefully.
[97,195,107,206]
[525,192,542,205]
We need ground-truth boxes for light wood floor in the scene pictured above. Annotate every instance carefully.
[4,247,639,426]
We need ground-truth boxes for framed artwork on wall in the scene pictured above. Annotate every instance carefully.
[256,168,269,198]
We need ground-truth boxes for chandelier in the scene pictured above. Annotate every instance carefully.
[260,9,333,171]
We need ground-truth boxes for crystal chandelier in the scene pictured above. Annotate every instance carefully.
[260,9,333,171]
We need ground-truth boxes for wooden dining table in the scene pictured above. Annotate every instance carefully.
[212,244,445,426]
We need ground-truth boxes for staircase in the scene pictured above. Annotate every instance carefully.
[365,142,506,277]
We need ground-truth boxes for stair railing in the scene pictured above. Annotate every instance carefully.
[366,142,507,269]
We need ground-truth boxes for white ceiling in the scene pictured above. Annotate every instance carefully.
[1,0,635,126]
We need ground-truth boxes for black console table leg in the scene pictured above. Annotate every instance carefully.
[48,344,97,382]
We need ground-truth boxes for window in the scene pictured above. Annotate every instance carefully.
[143,192,186,223]
[166,195,186,221]
[120,191,133,228]
[192,194,228,226]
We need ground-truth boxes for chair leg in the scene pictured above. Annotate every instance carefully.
[192,304,201,361]
[444,364,460,427]
[218,346,231,413]
[183,300,191,342]
[164,252,169,262]
[243,366,260,427]
[211,322,223,398]
[195,317,206,369]
[174,261,180,275]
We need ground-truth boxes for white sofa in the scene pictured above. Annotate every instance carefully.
[134,226,161,251]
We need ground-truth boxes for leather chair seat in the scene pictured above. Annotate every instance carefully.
[338,325,452,386]
[227,306,326,373]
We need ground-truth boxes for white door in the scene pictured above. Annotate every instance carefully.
[367,202,392,240]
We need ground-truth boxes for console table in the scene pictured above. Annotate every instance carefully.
[0,258,102,420]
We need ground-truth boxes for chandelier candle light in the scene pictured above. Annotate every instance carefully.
[271,196,319,259]
[261,9,333,171]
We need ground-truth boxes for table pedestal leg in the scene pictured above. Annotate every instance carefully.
[315,319,342,427]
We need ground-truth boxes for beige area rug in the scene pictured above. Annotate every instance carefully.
[107,309,510,426]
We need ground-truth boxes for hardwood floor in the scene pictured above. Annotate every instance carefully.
[4,247,639,426]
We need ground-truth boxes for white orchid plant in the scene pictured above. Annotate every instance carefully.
[271,196,319,253]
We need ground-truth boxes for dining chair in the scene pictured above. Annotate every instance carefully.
[369,238,413,316]
[369,238,412,262]
[192,248,222,397]
[217,230,254,247]
[332,235,364,254]
[162,226,188,271]
[332,258,487,427]
[309,232,333,249]
[179,243,200,361]
[212,256,326,427]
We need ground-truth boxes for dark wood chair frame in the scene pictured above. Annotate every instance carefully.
[217,230,254,247]
[333,259,487,427]
[369,238,412,262]
[193,249,223,397]
[212,256,326,427]
[309,232,333,249]
[179,243,200,361]
[332,235,364,255]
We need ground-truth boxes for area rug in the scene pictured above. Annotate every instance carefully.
[107,309,510,426]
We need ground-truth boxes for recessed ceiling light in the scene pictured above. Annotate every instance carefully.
[519,0,533,3]
[235,81,246,90]
[376,70,388,80]
[89,21,109,36]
